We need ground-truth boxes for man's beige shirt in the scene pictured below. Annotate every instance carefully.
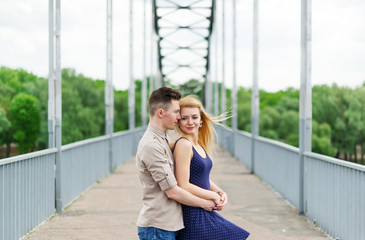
[136,124,184,231]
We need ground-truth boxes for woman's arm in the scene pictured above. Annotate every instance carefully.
[210,180,228,210]
[174,139,221,205]
[209,180,222,193]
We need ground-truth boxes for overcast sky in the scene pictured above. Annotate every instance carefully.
[0,0,364,92]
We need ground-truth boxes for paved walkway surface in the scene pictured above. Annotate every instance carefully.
[24,147,330,240]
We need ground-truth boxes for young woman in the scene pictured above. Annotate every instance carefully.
[172,95,250,240]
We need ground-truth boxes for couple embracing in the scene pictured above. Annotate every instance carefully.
[136,87,250,240]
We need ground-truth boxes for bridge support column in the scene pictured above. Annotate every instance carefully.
[221,0,226,123]
[129,0,135,130]
[299,0,312,215]
[251,0,259,174]
[106,0,114,173]
[142,0,147,127]
[48,0,63,213]
[231,0,237,132]
[214,15,219,116]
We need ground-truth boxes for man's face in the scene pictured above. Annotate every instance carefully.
[162,100,181,130]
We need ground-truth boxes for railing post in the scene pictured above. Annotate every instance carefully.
[232,0,237,131]
[129,0,135,130]
[142,0,147,127]
[54,0,63,213]
[214,9,219,116]
[221,0,226,123]
[205,45,212,113]
[299,0,312,215]
[231,0,237,156]
[48,0,55,150]
[251,0,259,174]
[150,1,155,95]
[106,0,114,172]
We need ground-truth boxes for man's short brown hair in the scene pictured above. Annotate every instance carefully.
[149,87,182,116]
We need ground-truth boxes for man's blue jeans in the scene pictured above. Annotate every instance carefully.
[137,226,178,240]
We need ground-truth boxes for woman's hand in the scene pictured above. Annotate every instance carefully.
[213,193,222,206]
[214,192,228,211]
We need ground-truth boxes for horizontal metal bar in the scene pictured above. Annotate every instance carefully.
[61,135,110,151]
[0,148,58,166]
[160,26,210,29]
[112,127,145,137]
[256,135,300,153]
[156,6,211,9]
[304,151,365,172]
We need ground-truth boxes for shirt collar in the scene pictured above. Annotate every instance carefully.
[148,124,167,139]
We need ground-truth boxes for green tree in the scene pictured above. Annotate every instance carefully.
[278,110,299,146]
[0,108,10,147]
[344,87,365,163]
[237,87,251,132]
[312,121,336,156]
[328,86,353,159]
[114,89,129,131]
[260,107,280,140]
[9,93,40,153]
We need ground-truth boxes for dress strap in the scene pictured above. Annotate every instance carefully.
[172,137,189,153]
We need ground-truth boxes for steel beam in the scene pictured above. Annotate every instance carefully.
[221,0,226,121]
[232,0,237,130]
[54,0,63,213]
[48,0,55,149]
[106,0,114,172]
[204,0,215,113]
[299,0,312,215]
[129,0,135,129]
[251,0,259,174]
[142,0,147,126]
[214,7,219,116]
[153,0,214,87]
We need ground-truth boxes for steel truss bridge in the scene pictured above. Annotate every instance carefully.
[0,1,364,240]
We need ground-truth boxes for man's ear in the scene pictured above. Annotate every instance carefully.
[156,108,164,118]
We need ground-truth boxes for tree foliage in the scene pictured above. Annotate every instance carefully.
[0,108,10,138]
[0,66,364,164]
[8,93,40,153]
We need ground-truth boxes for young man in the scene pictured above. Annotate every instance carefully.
[136,87,216,240]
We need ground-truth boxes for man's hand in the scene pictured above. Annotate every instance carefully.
[201,199,216,212]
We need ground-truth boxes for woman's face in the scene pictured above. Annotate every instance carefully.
[178,107,202,135]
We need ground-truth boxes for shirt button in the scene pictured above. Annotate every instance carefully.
[166,173,168,176]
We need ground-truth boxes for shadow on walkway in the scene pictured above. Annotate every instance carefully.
[24,147,330,240]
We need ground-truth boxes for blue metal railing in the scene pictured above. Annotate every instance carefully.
[112,129,145,168]
[255,136,300,208]
[305,152,365,240]
[61,135,110,207]
[0,149,57,240]
[2,126,364,240]
[216,126,365,240]
[0,128,144,240]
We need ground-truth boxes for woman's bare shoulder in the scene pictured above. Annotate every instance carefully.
[175,137,192,151]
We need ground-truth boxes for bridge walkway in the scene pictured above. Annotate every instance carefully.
[24,147,329,240]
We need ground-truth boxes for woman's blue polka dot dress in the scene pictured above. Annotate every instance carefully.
[175,139,250,240]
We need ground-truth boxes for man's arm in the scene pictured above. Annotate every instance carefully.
[165,186,216,212]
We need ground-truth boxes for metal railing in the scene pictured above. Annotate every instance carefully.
[305,152,365,240]
[255,136,300,208]
[0,128,144,240]
[0,149,57,240]
[2,125,364,240]
[112,129,145,168]
[217,126,365,240]
[61,136,110,207]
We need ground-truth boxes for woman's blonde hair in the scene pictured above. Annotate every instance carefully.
[176,95,229,155]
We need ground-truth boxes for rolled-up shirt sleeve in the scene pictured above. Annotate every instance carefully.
[141,142,177,191]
